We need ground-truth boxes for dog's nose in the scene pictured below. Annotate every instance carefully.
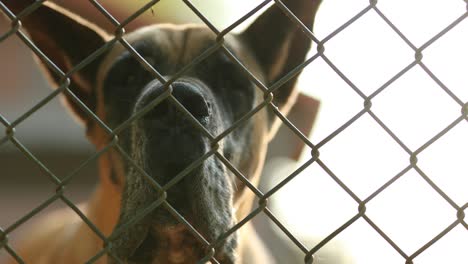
[172,82,211,118]
[144,81,211,121]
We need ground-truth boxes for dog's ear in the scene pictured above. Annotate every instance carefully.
[242,0,321,136]
[2,1,110,125]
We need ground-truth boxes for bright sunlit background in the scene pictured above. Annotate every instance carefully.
[1,1,466,263]
[264,0,468,263]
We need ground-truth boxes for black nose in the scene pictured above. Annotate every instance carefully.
[172,82,210,118]
[142,81,211,121]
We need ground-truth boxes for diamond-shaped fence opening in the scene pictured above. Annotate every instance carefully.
[323,10,415,96]
[319,114,409,199]
[366,169,456,254]
[0,0,467,263]
[297,58,363,143]
[264,161,358,241]
[372,66,461,150]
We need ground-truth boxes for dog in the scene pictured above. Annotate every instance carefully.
[1,0,321,263]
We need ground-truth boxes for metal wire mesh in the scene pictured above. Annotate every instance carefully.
[0,0,467,263]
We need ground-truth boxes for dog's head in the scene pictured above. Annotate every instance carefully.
[3,0,320,263]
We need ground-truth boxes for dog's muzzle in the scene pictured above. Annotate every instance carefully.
[107,78,237,264]
[137,79,213,187]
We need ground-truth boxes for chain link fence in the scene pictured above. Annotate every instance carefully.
[1,0,467,263]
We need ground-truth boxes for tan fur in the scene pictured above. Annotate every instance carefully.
[3,0,321,262]
[11,153,121,264]
[7,29,272,264]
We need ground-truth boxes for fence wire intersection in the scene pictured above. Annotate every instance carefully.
[0,0,467,263]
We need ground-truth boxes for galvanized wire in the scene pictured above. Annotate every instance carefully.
[0,0,467,263]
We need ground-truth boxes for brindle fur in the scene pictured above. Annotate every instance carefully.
[2,0,321,263]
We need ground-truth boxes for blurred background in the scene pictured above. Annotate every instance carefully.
[1,0,467,263]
